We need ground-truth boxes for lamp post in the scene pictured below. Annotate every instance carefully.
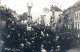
[27,2,33,31]
[27,2,33,16]
[27,2,33,23]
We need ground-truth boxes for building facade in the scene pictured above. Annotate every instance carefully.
[43,5,62,27]
[50,5,62,30]
[62,0,80,30]
[74,7,80,30]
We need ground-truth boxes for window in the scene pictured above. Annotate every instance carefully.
[79,12,80,18]
[75,22,77,29]
[68,25,69,29]
[28,24,30,27]
[77,12,78,19]
[70,25,72,29]
[68,25,72,29]
[78,24,79,29]
[75,13,76,19]
[78,12,79,19]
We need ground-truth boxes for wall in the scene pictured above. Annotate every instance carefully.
[44,15,50,26]
[54,11,62,23]
[74,10,80,29]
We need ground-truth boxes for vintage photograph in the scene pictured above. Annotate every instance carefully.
[0,0,80,52]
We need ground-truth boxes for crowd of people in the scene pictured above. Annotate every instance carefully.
[0,5,80,52]
[1,19,80,52]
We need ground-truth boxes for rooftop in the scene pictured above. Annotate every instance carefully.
[51,5,62,11]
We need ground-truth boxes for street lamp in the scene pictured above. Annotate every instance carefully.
[27,2,33,22]
[27,2,33,31]
[27,2,33,16]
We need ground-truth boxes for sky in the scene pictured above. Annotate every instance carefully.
[1,0,78,14]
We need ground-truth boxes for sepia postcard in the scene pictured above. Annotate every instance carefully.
[0,0,80,52]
